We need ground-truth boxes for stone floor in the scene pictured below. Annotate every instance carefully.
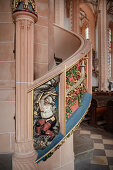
[0,123,113,170]
[74,122,113,170]
[0,154,12,170]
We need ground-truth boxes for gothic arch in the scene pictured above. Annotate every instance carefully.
[80,3,96,50]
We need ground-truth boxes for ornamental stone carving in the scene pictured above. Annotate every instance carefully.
[11,0,37,16]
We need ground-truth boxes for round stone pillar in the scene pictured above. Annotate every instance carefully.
[98,0,108,91]
[72,0,80,34]
[12,4,38,170]
[55,0,64,27]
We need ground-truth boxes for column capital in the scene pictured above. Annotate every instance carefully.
[12,11,38,23]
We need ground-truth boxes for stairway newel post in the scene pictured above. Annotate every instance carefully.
[12,1,38,169]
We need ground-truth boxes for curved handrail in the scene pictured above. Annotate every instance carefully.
[28,24,91,92]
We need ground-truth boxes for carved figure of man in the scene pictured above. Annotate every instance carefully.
[36,93,56,140]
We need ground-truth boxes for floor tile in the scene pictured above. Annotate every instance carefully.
[0,154,12,170]
[90,129,104,135]
[107,157,113,166]
[109,165,113,170]
[80,134,91,138]
[103,139,113,145]
[102,133,113,140]
[93,149,106,156]
[91,156,108,165]
[80,130,91,135]
[90,164,110,170]
[94,143,104,150]
[105,150,113,157]
[102,135,113,139]
[91,134,102,139]
[74,123,113,170]
[93,139,103,144]
[74,158,91,170]
[104,144,113,150]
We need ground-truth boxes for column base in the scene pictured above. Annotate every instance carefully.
[12,150,38,170]
[12,141,38,170]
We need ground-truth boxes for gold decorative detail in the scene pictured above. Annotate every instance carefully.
[28,72,64,93]
[46,116,55,122]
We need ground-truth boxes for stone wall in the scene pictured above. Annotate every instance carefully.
[0,0,15,153]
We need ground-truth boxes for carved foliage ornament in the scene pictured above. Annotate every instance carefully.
[66,57,88,120]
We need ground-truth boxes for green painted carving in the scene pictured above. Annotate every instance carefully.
[66,58,88,120]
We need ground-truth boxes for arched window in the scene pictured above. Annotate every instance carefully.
[80,9,89,39]
[85,26,89,39]
[80,3,96,49]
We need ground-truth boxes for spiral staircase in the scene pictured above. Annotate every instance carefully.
[28,24,92,164]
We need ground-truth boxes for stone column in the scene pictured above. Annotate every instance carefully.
[55,0,64,27]
[98,0,108,91]
[72,0,80,34]
[12,11,38,170]
[109,22,113,79]
[48,0,55,70]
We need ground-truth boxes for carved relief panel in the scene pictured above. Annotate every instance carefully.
[33,76,60,150]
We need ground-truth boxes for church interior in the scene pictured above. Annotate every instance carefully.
[0,0,113,170]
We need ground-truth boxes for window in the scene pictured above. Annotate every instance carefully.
[85,27,89,39]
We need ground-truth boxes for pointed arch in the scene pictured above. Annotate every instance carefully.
[80,3,96,49]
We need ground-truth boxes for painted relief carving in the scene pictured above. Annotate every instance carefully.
[33,76,60,150]
[11,0,36,13]
[66,57,88,120]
